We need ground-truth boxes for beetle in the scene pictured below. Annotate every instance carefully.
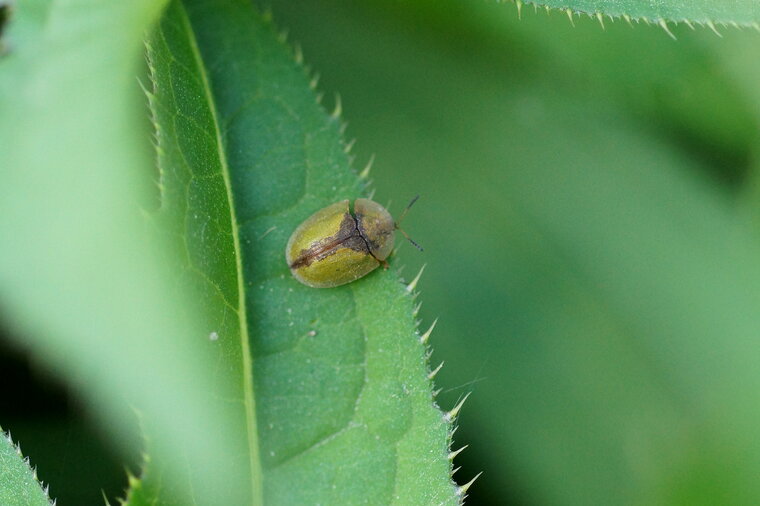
[286,197,420,288]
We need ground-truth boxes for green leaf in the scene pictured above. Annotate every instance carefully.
[143,0,458,503]
[262,1,760,504]
[0,0,250,504]
[498,0,760,28]
[0,430,52,506]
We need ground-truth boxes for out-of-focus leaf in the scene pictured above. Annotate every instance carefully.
[373,0,758,186]
[0,0,249,504]
[0,430,51,506]
[141,0,459,503]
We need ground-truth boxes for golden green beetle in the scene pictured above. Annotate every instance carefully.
[286,198,419,288]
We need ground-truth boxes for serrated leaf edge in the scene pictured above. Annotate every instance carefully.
[501,0,760,36]
[406,268,477,503]
[1,430,56,506]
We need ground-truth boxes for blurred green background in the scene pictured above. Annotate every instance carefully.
[4,0,760,504]
[257,1,760,505]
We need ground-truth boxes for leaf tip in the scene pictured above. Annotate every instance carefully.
[331,93,342,118]
[293,42,303,64]
[406,263,426,293]
[595,12,605,30]
[457,471,483,497]
[658,19,677,40]
[706,20,723,37]
[420,317,438,344]
[444,391,472,423]
[343,137,356,154]
[309,72,320,90]
[428,360,444,380]
[448,444,468,461]
[359,154,375,179]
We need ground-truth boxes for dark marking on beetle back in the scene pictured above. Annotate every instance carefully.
[356,211,392,257]
[289,211,370,269]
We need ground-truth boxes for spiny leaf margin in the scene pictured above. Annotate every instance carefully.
[143,0,464,503]
[0,429,54,506]
[498,0,760,33]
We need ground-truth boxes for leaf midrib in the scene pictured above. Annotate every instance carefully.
[176,3,263,504]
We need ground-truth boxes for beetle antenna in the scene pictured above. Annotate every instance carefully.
[397,195,420,224]
[397,226,423,252]
[394,195,423,251]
